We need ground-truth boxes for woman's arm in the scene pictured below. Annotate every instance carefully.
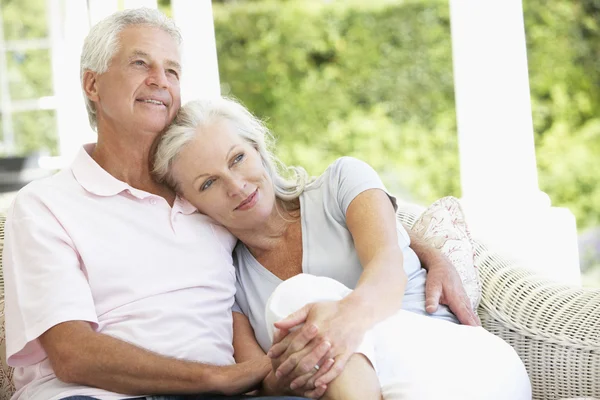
[270,188,407,387]
[344,189,408,325]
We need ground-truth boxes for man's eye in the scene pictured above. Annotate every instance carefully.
[200,179,214,191]
[134,60,146,66]
[167,69,179,78]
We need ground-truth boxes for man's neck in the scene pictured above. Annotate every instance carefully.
[92,133,175,205]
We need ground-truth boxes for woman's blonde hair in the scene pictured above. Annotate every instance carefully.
[152,97,311,202]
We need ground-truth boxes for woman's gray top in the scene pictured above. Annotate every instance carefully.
[233,157,457,352]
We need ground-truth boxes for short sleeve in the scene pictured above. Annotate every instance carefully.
[232,301,242,314]
[211,223,237,253]
[331,157,398,215]
[233,256,250,317]
[3,186,98,367]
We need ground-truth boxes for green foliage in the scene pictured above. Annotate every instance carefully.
[1,0,599,230]
[157,0,172,17]
[213,0,600,229]
[214,0,459,202]
[2,0,53,100]
[524,0,600,229]
[7,49,53,100]
[1,0,48,40]
[12,110,57,155]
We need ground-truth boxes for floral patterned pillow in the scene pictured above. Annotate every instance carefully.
[411,196,482,311]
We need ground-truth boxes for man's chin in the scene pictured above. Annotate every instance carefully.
[138,119,172,135]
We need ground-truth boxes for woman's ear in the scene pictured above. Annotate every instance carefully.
[82,70,99,102]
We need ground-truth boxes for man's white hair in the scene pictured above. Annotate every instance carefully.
[80,7,182,131]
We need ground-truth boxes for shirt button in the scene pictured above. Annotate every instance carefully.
[150,198,157,205]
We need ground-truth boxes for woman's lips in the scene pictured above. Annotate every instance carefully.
[235,189,258,211]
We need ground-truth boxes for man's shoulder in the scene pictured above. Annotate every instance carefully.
[9,168,81,214]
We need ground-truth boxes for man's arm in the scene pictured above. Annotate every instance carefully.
[404,225,445,272]
[39,320,267,396]
[405,226,481,326]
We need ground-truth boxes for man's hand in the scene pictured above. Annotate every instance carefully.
[424,255,481,326]
[268,327,335,395]
[39,320,269,396]
[405,226,481,326]
[262,368,328,399]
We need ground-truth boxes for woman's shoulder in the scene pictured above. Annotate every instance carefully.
[308,157,373,188]
[322,156,378,186]
[330,156,373,173]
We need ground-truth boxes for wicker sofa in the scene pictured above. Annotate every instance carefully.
[0,208,599,400]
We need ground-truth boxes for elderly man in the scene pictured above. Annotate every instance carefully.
[2,7,478,400]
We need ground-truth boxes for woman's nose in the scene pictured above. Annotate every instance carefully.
[227,176,247,197]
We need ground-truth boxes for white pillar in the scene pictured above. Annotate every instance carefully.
[87,0,119,27]
[171,0,221,103]
[123,0,157,9]
[49,0,95,165]
[449,0,580,284]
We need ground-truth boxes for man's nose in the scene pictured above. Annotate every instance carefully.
[146,66,169,88]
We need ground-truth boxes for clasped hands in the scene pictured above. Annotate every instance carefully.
[264,299,368,399]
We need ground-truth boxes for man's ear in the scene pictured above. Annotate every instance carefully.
[82,70,99,102]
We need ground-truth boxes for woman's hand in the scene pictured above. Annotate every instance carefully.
[267,299,371,389]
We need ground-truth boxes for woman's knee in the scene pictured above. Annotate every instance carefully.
[265,274,352,340]
[322,353,381,400]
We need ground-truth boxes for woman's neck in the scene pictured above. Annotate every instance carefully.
[232,199,300,258]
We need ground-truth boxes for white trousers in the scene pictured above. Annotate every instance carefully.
[265,274,532,400]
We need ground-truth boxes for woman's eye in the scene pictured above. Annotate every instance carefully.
[233,153,245,164]
[200,179,214,191]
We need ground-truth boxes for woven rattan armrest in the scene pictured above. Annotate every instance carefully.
[475,242,600,400]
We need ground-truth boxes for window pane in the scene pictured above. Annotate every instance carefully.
[6,49,53,100]
[0,114,4,155]
[12,110,57,156]
[1,0,49,40]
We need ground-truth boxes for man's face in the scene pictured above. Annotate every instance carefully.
[88,25,182,135]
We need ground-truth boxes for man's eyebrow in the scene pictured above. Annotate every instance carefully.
[128,50,182,71]
[165,59,182,72]
[129,50,150,60]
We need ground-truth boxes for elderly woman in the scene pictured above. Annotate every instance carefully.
[152,97,531,400]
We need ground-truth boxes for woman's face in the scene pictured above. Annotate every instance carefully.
[170,120,275,231]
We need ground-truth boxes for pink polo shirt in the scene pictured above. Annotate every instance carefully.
[3,144,238,400]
